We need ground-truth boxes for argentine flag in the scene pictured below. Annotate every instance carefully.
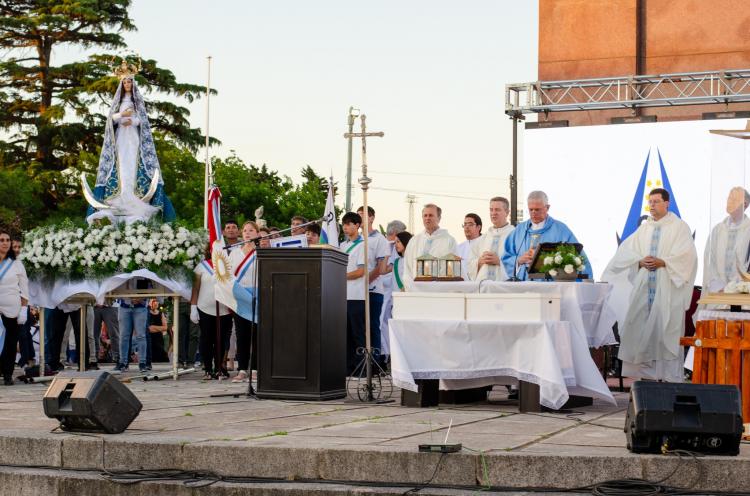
[207,185,255,321]
[320,177,339,247]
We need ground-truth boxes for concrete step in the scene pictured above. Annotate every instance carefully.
[0,465,575,496]
[1,430,749,494]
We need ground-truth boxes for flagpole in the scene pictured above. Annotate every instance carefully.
[203,55,212,229]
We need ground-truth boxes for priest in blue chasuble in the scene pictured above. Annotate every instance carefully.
[502,190,593,280]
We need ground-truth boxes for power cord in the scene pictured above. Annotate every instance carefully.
[401,452,446,495]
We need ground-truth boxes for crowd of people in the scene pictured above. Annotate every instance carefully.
[3,184,744,386]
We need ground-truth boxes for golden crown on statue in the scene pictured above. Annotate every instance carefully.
[112,57,141,80]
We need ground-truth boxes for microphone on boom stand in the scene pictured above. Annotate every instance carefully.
[222,213,334,251]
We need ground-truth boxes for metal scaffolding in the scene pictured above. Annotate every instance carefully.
[505,69,750,115]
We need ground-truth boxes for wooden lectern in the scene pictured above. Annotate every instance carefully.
[256,247,348,400]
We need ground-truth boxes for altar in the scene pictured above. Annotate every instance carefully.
[389,319,616,410]
[388,280,617,410]
[409,280,618,347]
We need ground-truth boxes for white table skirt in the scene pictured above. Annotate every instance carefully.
[411,281,617,348]
[27,268,192,308]
[389,319,616,410]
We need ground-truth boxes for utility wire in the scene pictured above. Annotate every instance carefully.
[369,186,489,201]
[369,169,504,181]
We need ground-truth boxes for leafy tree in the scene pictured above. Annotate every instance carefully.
[0,168,42,233]
[156,140,332,231]
[0,0,215,217]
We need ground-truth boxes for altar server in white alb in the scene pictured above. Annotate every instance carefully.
[402,204,458,288]
[703,187,750,294]
[469,197,515,281]
[456,213,482,280]
[603,188,697,382]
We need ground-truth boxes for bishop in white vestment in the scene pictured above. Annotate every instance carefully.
[603,189,697,382]
[403,204,457,288]
[469,197,515,281]
[703,187,750,294]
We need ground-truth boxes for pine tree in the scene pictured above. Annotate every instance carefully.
[0,0,215,218]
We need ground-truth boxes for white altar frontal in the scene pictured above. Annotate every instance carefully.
[388,280,618,409]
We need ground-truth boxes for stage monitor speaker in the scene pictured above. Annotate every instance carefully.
[43,371,142,434]
[625,381,742,455]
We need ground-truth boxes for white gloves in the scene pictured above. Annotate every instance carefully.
[190,305,200,324]
[16,306,28,325]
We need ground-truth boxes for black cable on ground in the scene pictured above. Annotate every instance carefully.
[400,452,445,495]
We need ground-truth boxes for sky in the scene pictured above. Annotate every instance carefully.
[72,1,539,239]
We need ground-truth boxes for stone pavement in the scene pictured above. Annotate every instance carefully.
[1,365,749,495]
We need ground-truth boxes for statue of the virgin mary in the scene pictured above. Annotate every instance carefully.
[83,59,175,224]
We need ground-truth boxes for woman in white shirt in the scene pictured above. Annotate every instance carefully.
[230,221,260,383]
[0,230,29,386]
[189,242,232,380]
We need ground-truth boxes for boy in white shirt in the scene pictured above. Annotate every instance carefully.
[340,212,366,375]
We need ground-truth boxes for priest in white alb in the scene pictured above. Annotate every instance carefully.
[469,196,515,281]
[603,188,697,382]
[402,203,457,288]
[456,213,482,280]
[703,187,750,295]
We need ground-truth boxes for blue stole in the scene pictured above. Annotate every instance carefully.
[0,259,15,352]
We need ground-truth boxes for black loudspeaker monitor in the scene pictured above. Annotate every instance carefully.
[625,381,743,455]
[43,371,142,434]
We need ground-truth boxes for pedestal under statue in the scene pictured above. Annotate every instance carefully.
[83,59,175,225]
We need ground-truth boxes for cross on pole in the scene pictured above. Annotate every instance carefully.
[343,114,384,401]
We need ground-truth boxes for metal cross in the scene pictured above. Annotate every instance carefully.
[344,114,384,192]
[343,114,384,401]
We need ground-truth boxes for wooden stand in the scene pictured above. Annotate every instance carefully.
[40,288,184,381]
[681,318,750,433]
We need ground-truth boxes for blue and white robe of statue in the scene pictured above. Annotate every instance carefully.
[502,216,593,280]
[86,77,175,224]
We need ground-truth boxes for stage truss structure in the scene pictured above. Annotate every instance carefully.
[506,69,750,115]
[503,68,750,224]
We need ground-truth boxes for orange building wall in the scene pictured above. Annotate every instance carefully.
[538,0,750,125]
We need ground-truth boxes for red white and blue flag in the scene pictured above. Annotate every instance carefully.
[206,185,255,321]
[207,185,223,247]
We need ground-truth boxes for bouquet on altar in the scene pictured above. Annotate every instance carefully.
[21,220,206,282]
[538,244,587,277]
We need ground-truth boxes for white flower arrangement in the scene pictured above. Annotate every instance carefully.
[538,244,587,278]
[21,221,206,282]
[724,281,750,294]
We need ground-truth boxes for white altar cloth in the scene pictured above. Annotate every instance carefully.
[389,319,616,410]
[411,281,617,348]
[27,269,192,308]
